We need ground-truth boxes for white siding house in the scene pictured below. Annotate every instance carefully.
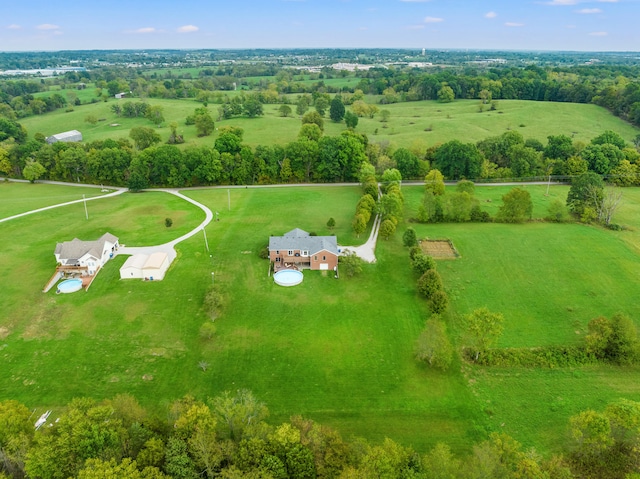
[54,233,118,275]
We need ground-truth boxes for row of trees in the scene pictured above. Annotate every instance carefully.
[0,119,370,188]
[3,391,640,479]
[2,107,639,190]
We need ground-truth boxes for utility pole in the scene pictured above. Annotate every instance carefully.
[83,195,88,220]
[203,228,210,252]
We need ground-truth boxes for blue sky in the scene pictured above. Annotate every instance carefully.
[1,0,638,52]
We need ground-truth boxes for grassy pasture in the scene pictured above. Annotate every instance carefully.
[403,184,640,452]
[19,98,640,152]
[34,83,101,104]
[4,182,640,455]
[0,182,111,218]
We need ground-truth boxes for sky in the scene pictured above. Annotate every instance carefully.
[0,0,638,53]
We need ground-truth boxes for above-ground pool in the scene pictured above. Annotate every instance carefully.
[273,269,303,287]
[57,278,83,294]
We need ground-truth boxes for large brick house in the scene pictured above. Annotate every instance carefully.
[269,228,339,271]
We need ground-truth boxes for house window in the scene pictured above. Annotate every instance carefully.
[276,250,279,254]
[276,257,280,262]
[314,255,317,261]
[302,250,308,256]
[288,250,294,256]
[323,255,326,261]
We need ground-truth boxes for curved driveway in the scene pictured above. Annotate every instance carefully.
[2,178,562,265]
[115,189,214,263]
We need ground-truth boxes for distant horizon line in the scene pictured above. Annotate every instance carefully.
[0,47,639,55]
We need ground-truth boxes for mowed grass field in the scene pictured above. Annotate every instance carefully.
[3,183,640,454]
[0,182,112,219]
[19,96,640,151]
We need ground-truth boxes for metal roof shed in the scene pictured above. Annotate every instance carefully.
[46,130,83,144]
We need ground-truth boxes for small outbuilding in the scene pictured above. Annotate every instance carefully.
[46,130,82,144]
[119,254,148,279]
[119,252,170,281]
[142,252,169,280]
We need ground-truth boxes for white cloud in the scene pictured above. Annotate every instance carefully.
[133,27,157,34]
[505,22,525,27]
[424,16,443,23]
[7,24,21,30]
[36,24,60,30]
[406,24,426,30]
[177,25,199,33]
[577,8,601,13]
[589,31,608,35]
[485,11,498,19]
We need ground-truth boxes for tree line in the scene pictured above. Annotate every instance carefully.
[2,104,639,190]
[3,391,640,479]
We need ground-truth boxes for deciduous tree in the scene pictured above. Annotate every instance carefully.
[329,96,345,122]
[464,307,504,361]
[496,187,533,223]
[416,317,453,370]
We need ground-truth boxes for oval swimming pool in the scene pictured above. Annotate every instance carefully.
[273,269,303,287]
[57,278,83,294]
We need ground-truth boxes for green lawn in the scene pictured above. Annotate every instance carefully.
[3,182,640,456]
[0,182,111,219]
[19,98,640,151]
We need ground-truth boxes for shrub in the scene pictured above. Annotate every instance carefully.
[428,290,449,314]
[409,246,422,261]
[326,217,336,230]
[470,205,491,222]
[402,227,417,247]
[379,219,396,239]
[417,270,443,299]
[339,252,363,277]
[416,317,453,371]
[546,199,569,223]
[165,218,173,228]
[199,322,217,340]
[412,253,436,276]
[203,287,223,320]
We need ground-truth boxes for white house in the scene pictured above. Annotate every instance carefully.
[46,130,82,144]
[119,252,170,281]
[54,233,118,275]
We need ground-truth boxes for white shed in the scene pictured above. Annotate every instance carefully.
[142,252,169,281]
[46,130,83,144]
[119,254,148,279]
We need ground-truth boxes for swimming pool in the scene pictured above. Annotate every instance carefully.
[57,278,83,294]
[273,269,303,287]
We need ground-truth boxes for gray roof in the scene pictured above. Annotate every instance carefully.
[46,130,82,143]
[269,228,338,256]
[55,232,118,262]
